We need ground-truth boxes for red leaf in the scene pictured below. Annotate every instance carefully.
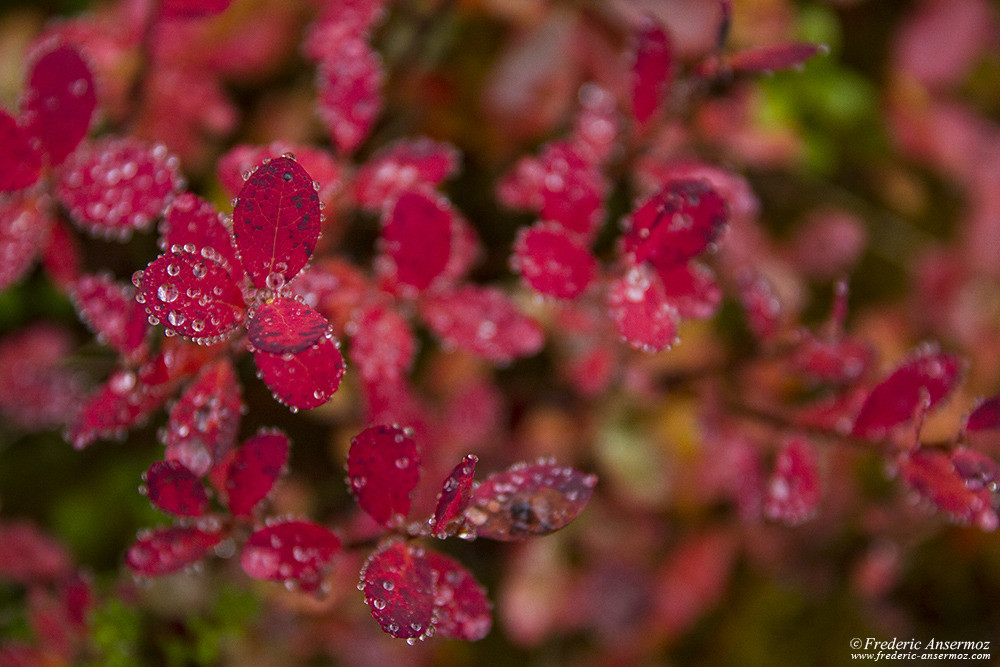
[126,526,222,577]
[67,363,172,450]
[232,156,321,290]
[316,39,383,154]
[347,424,421,527]
[163,359,242,476]
[966,395,1000,432]
[0,110,41,191]
[378,190,452,292]
[440,210,482,285]
[217,142,344,206]
[21,42,95,165]
[354,137,460,210]
[253,333,345,410]
[347,303,416,383]
[160,193,243,280]
[225,429,289,517]
[425,551,492,641]
[359,541,435,640]
[654,530,737,637]
[0,324,84,431]
[137,250,245,344]
[57,138,182,240]
[571,83,619,166]
[240,520,340,591]
[465,461,597,540]
[70,274,148,360]
[512,222,597,299]
[0,193,52,291]
[852,348,963,440]
[41,221,81,290]
[303,0,387,59]
[729,41,827,74]
[763,437,821,525]
[738,271,783,340]
[159,0,233,18]
[631,15,673,125]
[608,264,679,352]
[0,521,72,584]
[950,447,1000,491]
[622,179,728,270]
[248,298,329,354]
[430,455,478,538]
[656,261,722,320]
[898,449,998,531]
[791,333,871,385]
[143,460,210,517]
[419,286,545,364]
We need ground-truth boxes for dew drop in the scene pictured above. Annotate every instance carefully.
[157,284,179,303]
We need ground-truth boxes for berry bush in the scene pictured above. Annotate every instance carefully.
[1,0,1000,664]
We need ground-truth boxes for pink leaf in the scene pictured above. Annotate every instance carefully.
[0,110,41,191]
[465,461,597,540]
[21,42,95,165]
[738,271,783,340]
[347,424,421,527]
[966,395,1000,432]
[247,298,329,354]
[67,363,172,450]
[232,156,321,290]
[159,0,233,18]
[126,526,222,577]
[160,193,243,280]
[631,15,673,125]
[378,190,452,292]
[852,348,963,440]
[0,325,84,431]
[622,179,728,270]
[70,274,148,359]
[763,437,821,525]
[354,137,460,210]
[898,449,998,531]
[729,42,827,74]
[608,264,679,352]
[143,460,210,517]
[430,455,478,538]
[511,222,597,299]
[253,333,345,410]
[419,286,545,364]
[163,359,242,476]
[0,521,72,584]
[347,303,416,383]
[950,447,1000,491]
[316,39,383,154]
[656,261,722,320]
[137,250,245,344]
[57,138,181,240]
[240,520,340,591]
[570,83,619,165]
[425,551,492,641]
[0,193,52,291]
[359,541,435,640]
[791,333,871,385]
[225,429,289,517]
[41,221,81,290]
[303,0,388,59]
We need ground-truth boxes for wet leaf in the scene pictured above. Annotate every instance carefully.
[217,142,344,205]
[138,250,245,344]
[240,520,340,592]
[359,541,435,640]
[354,137,460,209]
[0,325,84,431]
[126,526,222,577]
[608,264,679,352]
[425,551,492,641]
[0,110,41,191]
[631,15,673,125]
[763,437,821,525]
[225,429,289,517]
[248,298,329,354]
[430,455,478,538]
[966,395,1000,432]
[729,41,827,74]
[852,348,963,440]
[57,138,181,240]
[623,179,728,270]
[379,190,452,291]
[347,303,416,383]
[0,521,73,584]
[70,274,148,360]
[67,363,172,450]
[253,333,345,410]
[950,447,1000,492]
[465,462,597,540]
[160,193,243,280]
[144,460,210,517]
[21,42,95,165]
[512,222,597,299]
[898,449,998,531]
[0,193,52,291]
[316,38,383,154]
[347,424,421,527]
[656,261,722,320]
[41,221,81,290]
[232,156,321,290]
[163,359,242,476]
[419,286,544,364]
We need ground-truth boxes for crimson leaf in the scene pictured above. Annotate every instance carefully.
[763,437,821,525]
[240,520,340,592]
[430,455,478,538]
[631,15,672,125]
[126,526,222,577]
[247,298,329,354]
[360,541,435,640]
[425,550,492,641]
[512,222,597,299]
[225,429,289,517]
[21,42,95,166]
[253,334,345,411]
[347,425,421,527]
[143,461,210,517]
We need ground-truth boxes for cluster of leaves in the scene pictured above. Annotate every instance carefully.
[1,0,1000,661]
